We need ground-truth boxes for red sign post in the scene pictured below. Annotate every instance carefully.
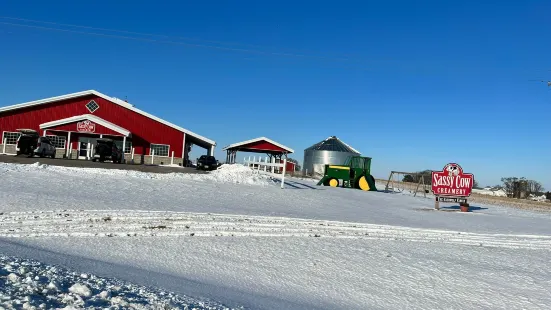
[431,163,474,210]
[76,120,96,133]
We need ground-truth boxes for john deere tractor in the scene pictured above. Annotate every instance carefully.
[316,156,378,191]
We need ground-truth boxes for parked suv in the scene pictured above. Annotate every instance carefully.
[16,129,56,158]
[92,138,123,163]
[196,155,218,171]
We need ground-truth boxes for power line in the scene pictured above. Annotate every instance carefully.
[0,21,307,57]
[0,16,278,50]
[4,16,544,77]
[0,17,360,63]
[0,19,434,74]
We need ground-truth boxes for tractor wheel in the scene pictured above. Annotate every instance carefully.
[357,176,371,191]
[328,178,339,187]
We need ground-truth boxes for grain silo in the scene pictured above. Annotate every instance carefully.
[303,136,360,176]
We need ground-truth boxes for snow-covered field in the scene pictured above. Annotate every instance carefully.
[1,162,550,309]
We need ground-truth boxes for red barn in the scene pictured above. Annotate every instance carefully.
[0,90,216,165]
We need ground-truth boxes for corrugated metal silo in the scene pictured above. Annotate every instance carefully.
[303,136,360,176]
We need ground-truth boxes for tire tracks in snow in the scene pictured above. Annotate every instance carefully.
[0,210,550,250]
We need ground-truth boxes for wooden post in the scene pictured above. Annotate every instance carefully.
[2,138,6,154]
[435,196,440,210]
[384,171,392,192]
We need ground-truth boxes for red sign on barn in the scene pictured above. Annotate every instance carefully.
[76,120,96,133]
[431,163,474,197]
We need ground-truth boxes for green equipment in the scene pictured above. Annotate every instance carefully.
[316,156,378,191]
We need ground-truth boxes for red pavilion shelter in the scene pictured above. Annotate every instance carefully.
[222,137,295,172]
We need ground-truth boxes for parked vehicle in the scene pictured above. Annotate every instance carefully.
[92,138,123,163]
[196,155,218,171]
[16,129,56,158]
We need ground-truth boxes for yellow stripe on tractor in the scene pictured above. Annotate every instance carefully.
[328,165,350,170]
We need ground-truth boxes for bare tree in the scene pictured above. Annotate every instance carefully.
[501,177,518,196]
[502,177,544,198]
[526,180,544,195]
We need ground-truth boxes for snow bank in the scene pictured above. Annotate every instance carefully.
[0,255,239,310]
[0,162,275,186]
[473,188,508,197]
[204,164,277,186]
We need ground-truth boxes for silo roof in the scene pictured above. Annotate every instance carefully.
[305,136,360,154]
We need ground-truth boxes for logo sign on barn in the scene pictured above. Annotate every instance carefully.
[76,120,96,133]
[431,163,474,200]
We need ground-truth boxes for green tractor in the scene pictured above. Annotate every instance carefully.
[316,156,378,191]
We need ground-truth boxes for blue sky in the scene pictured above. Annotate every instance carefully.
[0,0,550,189]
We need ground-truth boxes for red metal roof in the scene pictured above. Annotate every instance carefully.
[0,90,215,146]
[222,137,294,154]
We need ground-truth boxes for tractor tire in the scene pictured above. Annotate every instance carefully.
[324,178,339,187]
[357,176,371,191]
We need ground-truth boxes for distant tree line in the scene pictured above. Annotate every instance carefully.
[402,170,432,184]
[500,177,544,198]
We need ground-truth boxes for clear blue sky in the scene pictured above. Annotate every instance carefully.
[1,1,550,189]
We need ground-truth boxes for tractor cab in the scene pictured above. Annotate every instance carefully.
[316,156,377,191]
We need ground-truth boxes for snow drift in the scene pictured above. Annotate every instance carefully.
[0,255,239,309]
[0,162,275,186]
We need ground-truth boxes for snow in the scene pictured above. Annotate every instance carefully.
[0,162,275,186]
[68,283,92,298]
[473,188,508,197]
[1,162,551,309]
[0,255,237,309]
[158,163,184,168]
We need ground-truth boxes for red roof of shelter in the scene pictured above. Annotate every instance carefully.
[222,137,294,154]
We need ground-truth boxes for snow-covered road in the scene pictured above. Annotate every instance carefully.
[1,162,550,309]
[2,235,550,310]
[1,210,550,250]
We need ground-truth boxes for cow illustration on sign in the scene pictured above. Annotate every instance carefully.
[445,163,460,177]
[76,120,96,133]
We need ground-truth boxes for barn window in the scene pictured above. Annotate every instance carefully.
[86,100,100,113]
[114,140,132,153]
[150,143,169,157]
[46,135,67,149]
[2,132,21,145]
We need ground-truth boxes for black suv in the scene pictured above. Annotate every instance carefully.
[196,155,218,171]
[92,138,123,163]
